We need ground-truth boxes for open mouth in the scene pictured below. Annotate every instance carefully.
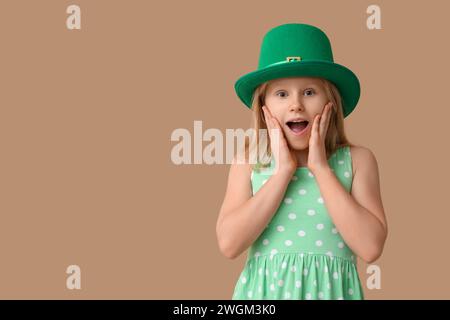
[286,120,309,135]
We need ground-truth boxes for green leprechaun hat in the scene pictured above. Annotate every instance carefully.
[234,23,361,118]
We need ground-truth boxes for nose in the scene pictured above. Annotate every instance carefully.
[289,102,304,112]
[288,93,305,112]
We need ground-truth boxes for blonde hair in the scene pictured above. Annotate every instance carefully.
[242,77,356,171]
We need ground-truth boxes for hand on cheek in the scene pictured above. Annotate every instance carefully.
[262,106,297,175]
[307,102,333,173]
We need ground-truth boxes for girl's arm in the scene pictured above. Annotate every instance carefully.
[216,156,294,259]
[313,146,388,263]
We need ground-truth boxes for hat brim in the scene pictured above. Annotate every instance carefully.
[234,60,360,118]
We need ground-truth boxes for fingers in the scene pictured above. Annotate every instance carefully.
[271,115,282,130]
[318,102,332,139]
[263,106,286,147]
[313,113,321,138]
[262,106,275,140]
[263,105,278,132]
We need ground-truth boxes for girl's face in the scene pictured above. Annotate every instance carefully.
[264,77,330,149]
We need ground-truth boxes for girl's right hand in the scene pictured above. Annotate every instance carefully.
[262,106,298,176]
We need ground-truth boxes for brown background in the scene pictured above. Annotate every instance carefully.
[0,0,449,299]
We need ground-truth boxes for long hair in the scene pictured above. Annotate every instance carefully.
[243,77,356,171]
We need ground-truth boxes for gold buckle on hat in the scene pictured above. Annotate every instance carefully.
[286,56,301,62]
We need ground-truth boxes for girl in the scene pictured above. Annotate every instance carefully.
[216,23,388,300]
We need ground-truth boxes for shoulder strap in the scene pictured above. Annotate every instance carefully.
[330,146,353,178]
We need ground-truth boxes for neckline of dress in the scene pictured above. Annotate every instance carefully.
[271,145,348,172]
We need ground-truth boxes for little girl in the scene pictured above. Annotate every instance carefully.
[216,23,388,300]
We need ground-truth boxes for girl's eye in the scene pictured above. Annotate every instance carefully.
[276,91,288,98]
[275,89,315,97]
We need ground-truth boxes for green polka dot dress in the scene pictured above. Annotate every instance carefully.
[231,146,364,300]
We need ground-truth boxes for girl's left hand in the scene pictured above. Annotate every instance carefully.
[307,101,333,174]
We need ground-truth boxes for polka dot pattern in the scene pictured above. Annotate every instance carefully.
[232,146,363,300]
[288,213,297,220]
